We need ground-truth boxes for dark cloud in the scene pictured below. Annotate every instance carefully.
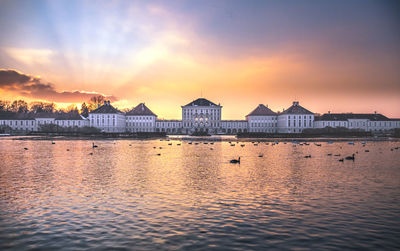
[0,69,117,102]
[0,69,32,86]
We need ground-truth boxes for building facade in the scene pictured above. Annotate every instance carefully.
[181,98,222,134]
[246,104,277,133]
[277,101,315,133]
[0,112,89,132]
[89,101,126,133]
[1,98,399,134]
[126,103,157,132]
[314,112,400,132]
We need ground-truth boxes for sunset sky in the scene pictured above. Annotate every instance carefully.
[0,0,399,119]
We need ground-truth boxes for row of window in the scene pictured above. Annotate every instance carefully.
[287,115,313,119]
[288,120,312,127]
[127,122,152,127]
[250,117,277,121]
[183,108,220,115]
[127,116,153,121]
[0,120,84,127]
[95,119,115,126]
[320,121,400,127]
[156,123,182,127]
[251,123,277,127]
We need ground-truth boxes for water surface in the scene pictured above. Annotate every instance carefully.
[1,138,400,250]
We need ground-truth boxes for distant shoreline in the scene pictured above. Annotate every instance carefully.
[2,134,398,142]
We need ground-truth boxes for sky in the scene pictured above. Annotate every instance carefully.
[0,0,399,119]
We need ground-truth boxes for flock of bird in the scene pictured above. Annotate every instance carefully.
[22,139,400,165]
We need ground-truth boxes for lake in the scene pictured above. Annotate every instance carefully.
[1,137,400,250]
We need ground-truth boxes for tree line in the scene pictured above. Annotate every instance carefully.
[0,95,110,117]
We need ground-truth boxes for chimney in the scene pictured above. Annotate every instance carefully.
[104,101,107,106]
[97,104,100,108]
[374,111,377,114]
[328,111,330,114]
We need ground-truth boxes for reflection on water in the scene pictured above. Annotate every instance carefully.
[1,138,400,250]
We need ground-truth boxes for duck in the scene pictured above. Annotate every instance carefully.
[66,149,70,151]
[89,152,93,155]
[51,141,55,145]
[327,153,332,156]
[338,158,344,162]
[365,150,369,152]
[304,155,312,158]
[157,153,161,156]
[240,144,245,147]
[258,154,263,158]
[92,143,98,148]
[345,154,355,160]
[230,157,241,164]
[334,154,341,157]
[24,147,28,150]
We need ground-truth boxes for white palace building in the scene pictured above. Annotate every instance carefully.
[1,98,400,134]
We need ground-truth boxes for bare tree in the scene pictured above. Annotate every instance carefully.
[88,95,106,111]
[10,100,28,113]
[80,102,89,117]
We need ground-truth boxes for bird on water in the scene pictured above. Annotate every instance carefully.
[345,154,355,161]
[230,157,241,164]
